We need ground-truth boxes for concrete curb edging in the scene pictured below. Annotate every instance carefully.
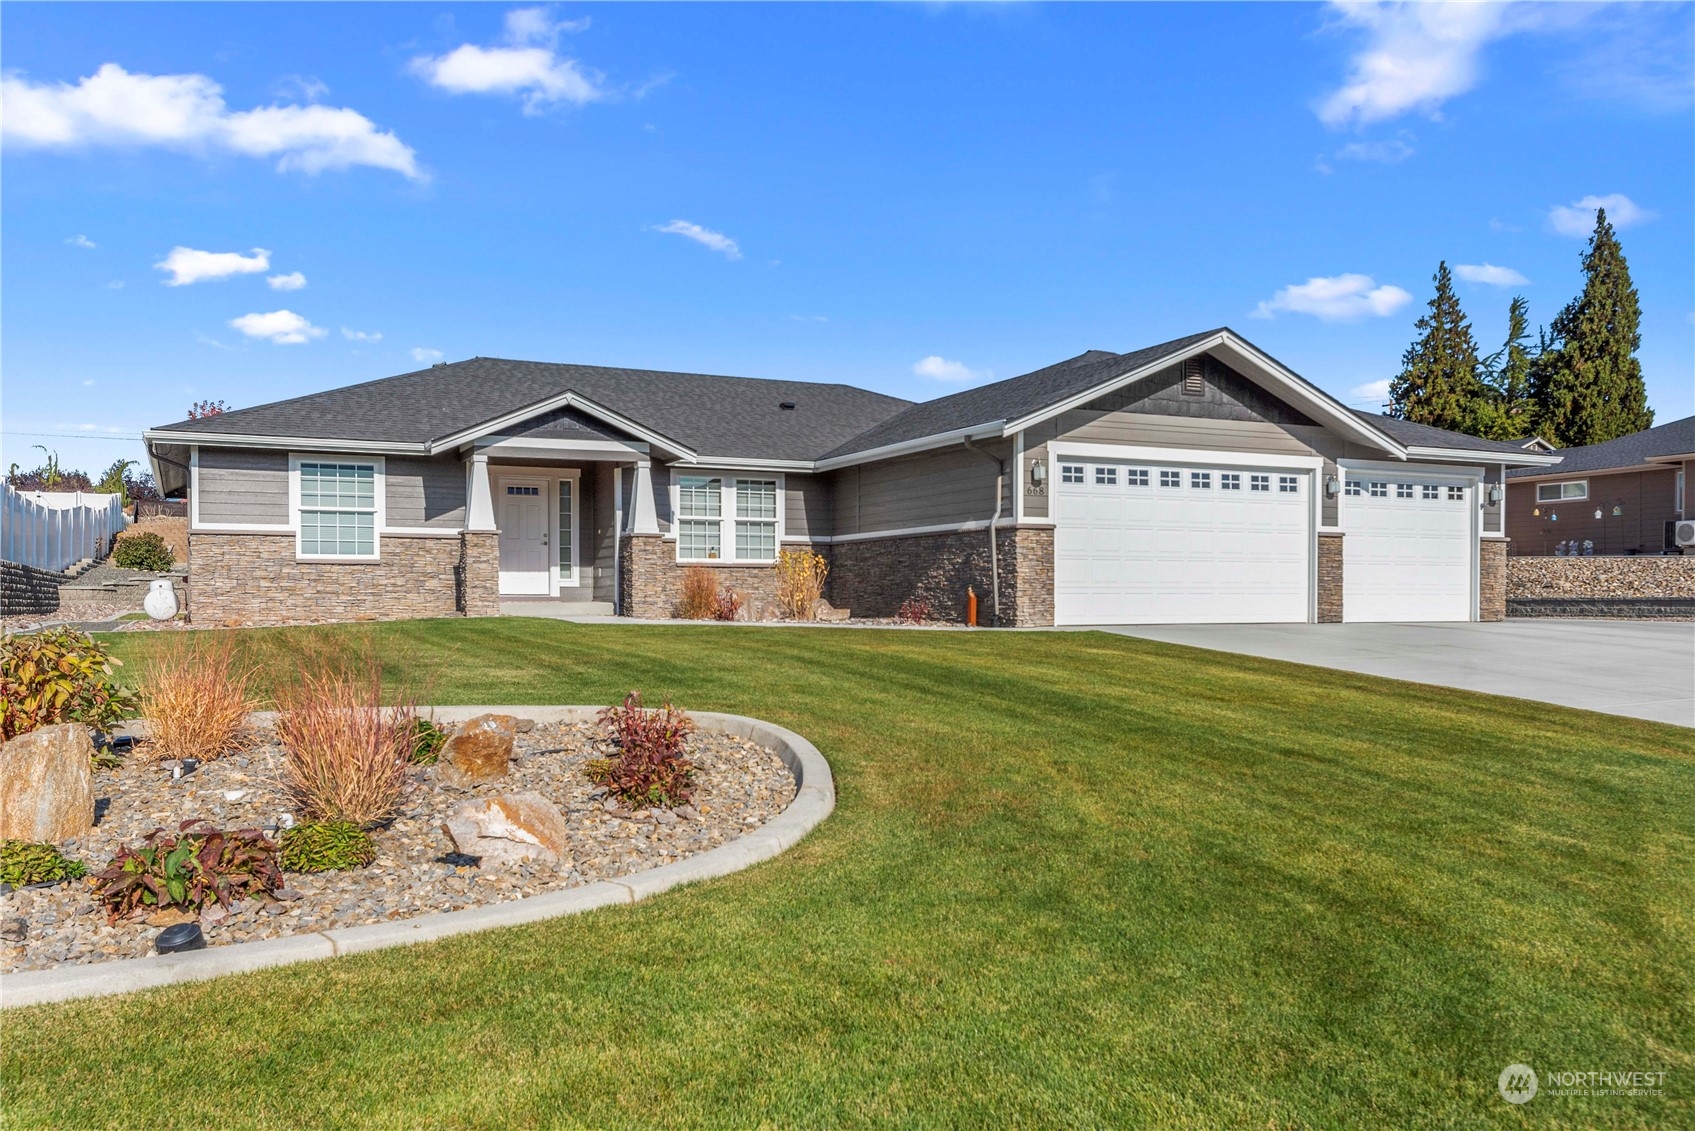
[0,706,834,1009]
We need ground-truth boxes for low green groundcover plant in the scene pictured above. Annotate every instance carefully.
[409,717,447,765]
[278,820,377,873]
[0,627,137,741]
[111,531,174,573]
[93,821,280,923]
[0,841,89,888]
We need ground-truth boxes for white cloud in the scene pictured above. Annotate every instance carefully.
[228,309,326,345]
[653,219,741,260]
[342,327,382,342]
[1,63,421,178]
[106,280,124,289]
[1252,274,1413,322]
[1334,136,1415,164]
[155,246,269,286]
[410,8,603,113]
[1547,193,1658,238]
[1316,1,1545,128]
[267,271,307,291]
[274,74,329,103]
[1348,378,1391,404]
[65,234,96,249]
[1454,263,1529,287]
[411,347,444,363]
[913,355,991,383]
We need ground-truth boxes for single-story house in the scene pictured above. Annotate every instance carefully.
[1506,415,1693,556]
[143,327,1560,627]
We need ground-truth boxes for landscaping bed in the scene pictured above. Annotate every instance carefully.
[1,716,792,973]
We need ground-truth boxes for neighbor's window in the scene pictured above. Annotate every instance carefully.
[1536,480,1588,502]
[734,479,778,562]
[677,475,723,560]
[298,462,376,557]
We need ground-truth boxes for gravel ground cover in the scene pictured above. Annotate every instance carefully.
[1,718,793,972]
[1,601,142,634]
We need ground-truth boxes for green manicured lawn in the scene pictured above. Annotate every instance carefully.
[5,621,1692,1129]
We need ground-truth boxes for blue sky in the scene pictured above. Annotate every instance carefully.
[4,1,1691,479]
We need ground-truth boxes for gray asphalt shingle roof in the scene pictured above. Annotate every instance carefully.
[1350,411,1544,455]
[1505,415,1695,478]
[820,331,1221,459]
[152,358,915,462]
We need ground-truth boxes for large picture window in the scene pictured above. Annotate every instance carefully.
[675,474,781,562]
[297,461,377,557]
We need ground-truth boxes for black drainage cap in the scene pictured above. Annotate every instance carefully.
[155,922,206,954]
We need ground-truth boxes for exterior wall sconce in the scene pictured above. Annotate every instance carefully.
[1487,483,1504,504]
[1030,459,1047,485]
[1324,475,1341,497]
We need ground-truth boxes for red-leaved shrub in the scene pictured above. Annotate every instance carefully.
[592,692,696,809]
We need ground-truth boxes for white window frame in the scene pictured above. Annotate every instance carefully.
[290,454,385,561]
[669,471,786,564]
[1678,469,1685,516]
[555,470,582,589]
[1536,480,1589,503]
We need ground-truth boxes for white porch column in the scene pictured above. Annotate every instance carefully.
[630,460,660,535]
[466,452,497,532]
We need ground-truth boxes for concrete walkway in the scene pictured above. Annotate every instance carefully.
[1091,620,1693,727]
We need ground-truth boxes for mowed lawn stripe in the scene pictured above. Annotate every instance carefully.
[2,621,1689,1129]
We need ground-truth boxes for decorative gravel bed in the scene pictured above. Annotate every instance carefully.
[0,719,794,973]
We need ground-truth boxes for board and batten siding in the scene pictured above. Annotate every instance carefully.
[195,447,289,525]
[385,456,467,529]
[830,439,1014,538]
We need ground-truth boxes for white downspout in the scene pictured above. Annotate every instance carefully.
[962,438,1004,626]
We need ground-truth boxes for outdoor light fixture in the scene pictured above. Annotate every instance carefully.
[1324,475,1341,497]
[1030,459,1047,485]
[1487,483,1504,504]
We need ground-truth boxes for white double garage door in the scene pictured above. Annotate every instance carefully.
[1052,452,1475,625]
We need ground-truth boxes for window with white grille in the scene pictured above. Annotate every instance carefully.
[1279,476,1299,494]
[1061,465,1084,484]
[1369,481,1388,498]
[1190,471,1212,489]
[1220,473,1241,491]
[1160,470,1181,488]
[298,462,376,557]
[1396,483,1414,499]
[1250,474,1270,492]
[1095,466,1118,486]
[1127,468,1149,487]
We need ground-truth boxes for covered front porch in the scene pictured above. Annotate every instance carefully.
[462,430,664,617]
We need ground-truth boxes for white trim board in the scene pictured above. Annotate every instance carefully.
[1048,440,1326,472]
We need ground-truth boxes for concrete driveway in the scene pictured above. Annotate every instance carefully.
[1089,620,1693,727]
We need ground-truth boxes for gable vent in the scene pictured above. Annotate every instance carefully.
[779,401,797,411]
[1181,358,1205,397]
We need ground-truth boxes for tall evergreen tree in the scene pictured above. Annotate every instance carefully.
[1475,295,1535,440]
[1527,208,1654,446]
[1388,262,1488,433]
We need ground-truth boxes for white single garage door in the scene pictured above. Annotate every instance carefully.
[1053,458,1312,625]
[1342,474,1473,622]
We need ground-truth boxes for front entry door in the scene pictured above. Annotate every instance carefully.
[497,477,550,595]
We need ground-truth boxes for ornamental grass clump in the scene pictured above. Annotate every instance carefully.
[278,821,377,873]
[93,821,280,924]
[676,566,720,620]
[0,627,137,741]
[0,841,89,888]
[276,657,413,826]
[591,691,696,809]
[137,635,258,763]
[775,548,829,621]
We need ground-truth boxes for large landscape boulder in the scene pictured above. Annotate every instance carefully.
[438,713,517,787]
[0,723,96,843]
[441,792,570,868]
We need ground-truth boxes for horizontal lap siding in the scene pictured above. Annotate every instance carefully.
[831,440,1012,537]
[196,448,288,525]
[786,473,831,540]
[1505,468,1679,555]
[385,456,466,529]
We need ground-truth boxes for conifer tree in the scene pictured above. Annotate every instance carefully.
[1388,262,1488,433]
[1475,295,1535,440]
[1527,208,1654,446]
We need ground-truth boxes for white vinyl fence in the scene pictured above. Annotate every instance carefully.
[2,485,127,573]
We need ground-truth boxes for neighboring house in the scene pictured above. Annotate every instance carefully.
[143,327,1559,628]
[1505,415,1694,556]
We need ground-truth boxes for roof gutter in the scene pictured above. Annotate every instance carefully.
[1405,445,1563,467]
[814,421,1007,472]
[141,429,429,455]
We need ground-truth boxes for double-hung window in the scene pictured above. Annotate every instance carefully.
[677,476,724,560]
[676,475,781,563]
[297,461,378,558]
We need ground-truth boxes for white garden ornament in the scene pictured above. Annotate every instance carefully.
[143,579,178,621]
